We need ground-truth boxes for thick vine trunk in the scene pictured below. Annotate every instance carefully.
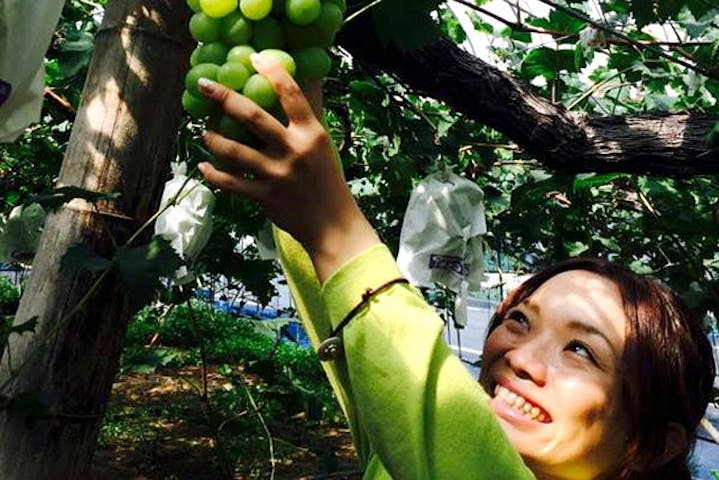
[0,1,191,478]
[339,22,719,176]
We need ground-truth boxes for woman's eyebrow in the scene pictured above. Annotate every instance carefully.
[520,299,541,313]
[566,319,618,356]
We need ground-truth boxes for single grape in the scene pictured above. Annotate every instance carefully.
[217,114,252,142]
[200,0,238,18]
[282,19,312,49]
[282,13,336,50]
[286,0,321,26]
[315,2,343,38]
[190,47,202,67]
[220,11,253,45]
[187,0,202,13]
[258,49,296,77]
[218,62,251,90]
[182,90,216,117]
[293,47,331,80]
[185,63,220,96]
[189,13,222,42]
[226,45,257,72]
[325,0,346,15]
[193,42,230,65]
[252,17,285,50]
[240,0,273,21]
[243,74,278,109]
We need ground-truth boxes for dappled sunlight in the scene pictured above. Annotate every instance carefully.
[94,365,360,479]
[120,25,151,88]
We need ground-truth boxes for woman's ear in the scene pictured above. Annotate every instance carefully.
[659,422,687,465]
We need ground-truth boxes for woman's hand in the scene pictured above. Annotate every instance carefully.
[196,54,379,282]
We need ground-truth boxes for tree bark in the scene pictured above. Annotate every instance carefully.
[0,1,192,478]
[339,22,719,176]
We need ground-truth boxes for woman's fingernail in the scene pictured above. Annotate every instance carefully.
[198,162,208,174]
[198,78,216,92]
[250,53,263,66]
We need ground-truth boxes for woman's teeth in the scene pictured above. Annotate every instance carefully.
[494,385,548,422]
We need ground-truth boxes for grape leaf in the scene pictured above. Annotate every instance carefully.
[114,237,183,310]
[59,29,95,78]
[440,7,468,44]
[9,317,39,336]
[371,0,443,50]
[520,47,580,81]
[573,173,628,192]
[62,243,113,273]
[468,12,494,34]
[527,9,587,34]
[631,0,716,26]
[564,241,590,256]
[684,0,715,18]
[657,0,685,19]
[630,0,657,26]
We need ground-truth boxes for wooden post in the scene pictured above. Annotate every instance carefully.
[0,1,192,478]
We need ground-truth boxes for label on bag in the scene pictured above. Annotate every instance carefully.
[429,254,469,277]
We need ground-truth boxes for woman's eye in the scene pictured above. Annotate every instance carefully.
[566,340,596,363]
[505,310,529,329]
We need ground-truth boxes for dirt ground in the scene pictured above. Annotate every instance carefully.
[91,366,361,480]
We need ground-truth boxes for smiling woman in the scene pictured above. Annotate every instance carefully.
[480,259,715,479]
[196,55,716,480]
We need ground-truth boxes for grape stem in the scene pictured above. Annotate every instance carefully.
[344,0,387,25]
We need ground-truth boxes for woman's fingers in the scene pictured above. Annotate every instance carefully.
[197,78,287,144]
[250,54,316,126]
[198,161,265,199]
[202,131,267,175]
[303,80,324,120]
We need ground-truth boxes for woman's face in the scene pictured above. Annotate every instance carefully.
[480,270,629,480]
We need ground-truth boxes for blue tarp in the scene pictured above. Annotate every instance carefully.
[194,288,311,348]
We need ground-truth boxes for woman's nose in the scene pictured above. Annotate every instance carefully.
[504,341,548,386]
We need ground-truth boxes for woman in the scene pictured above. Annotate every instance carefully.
[194,56,716,479]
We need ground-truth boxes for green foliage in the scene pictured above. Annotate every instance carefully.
[62,243,114,273]
[115,238,185,309]
[62,237,184,310]
[630,0,716,26]
[0,276,19,314]
[7,0,714,322]
[520,47,585,81]
[371,0,444,49]
[124,300,339,422]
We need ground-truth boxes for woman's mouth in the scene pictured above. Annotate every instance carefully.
[493,384,551,423]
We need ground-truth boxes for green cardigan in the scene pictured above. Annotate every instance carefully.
[274,228,535,480]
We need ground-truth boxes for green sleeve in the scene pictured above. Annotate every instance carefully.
[273,227,372,464]
[274,228,534,480]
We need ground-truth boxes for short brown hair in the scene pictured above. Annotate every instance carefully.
[484,258,716,479]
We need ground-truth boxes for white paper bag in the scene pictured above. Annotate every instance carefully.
[154,162,215,284]
[396,172,487,327]
[0,0,65,142]
[0,203,47,263]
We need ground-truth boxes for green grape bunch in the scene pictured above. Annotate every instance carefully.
[181,0,346,141]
